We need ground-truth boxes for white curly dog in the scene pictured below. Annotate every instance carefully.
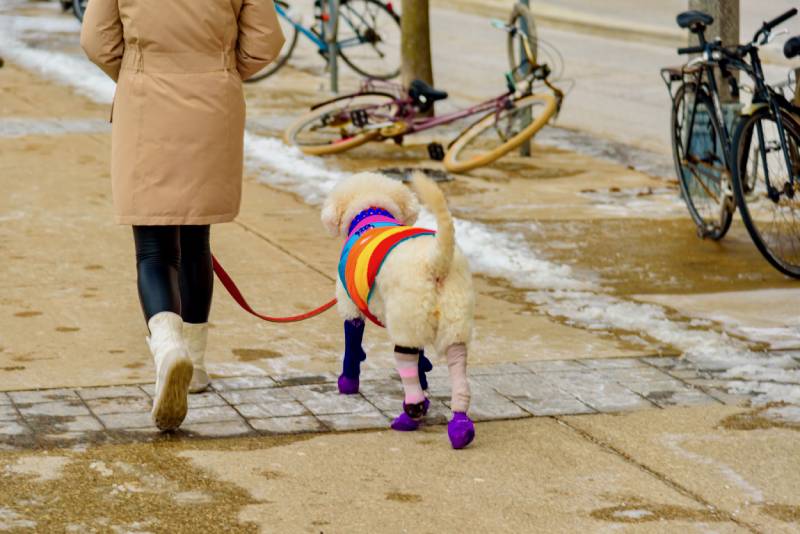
[321,171,475,449]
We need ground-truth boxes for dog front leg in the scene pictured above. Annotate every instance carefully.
[338,318,366,394]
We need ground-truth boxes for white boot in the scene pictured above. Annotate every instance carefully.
[184,322,211,393]
[147,311,193,431]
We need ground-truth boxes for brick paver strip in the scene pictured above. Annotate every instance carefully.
[0,356,791,449]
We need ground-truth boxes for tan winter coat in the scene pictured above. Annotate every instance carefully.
[80,0,284,225]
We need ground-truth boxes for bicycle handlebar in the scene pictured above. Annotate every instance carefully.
[677,44,705,55]
[763,8,798,34]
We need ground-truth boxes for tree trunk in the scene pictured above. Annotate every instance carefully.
[401,0,434,114]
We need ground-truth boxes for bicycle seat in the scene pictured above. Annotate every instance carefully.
[785,36,800,59]
[409,79,448,112]
[676,10,714,33]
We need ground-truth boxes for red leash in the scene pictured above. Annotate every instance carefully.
[212,255,337,323]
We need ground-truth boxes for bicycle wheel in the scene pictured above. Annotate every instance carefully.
[507,3,538,82]
[72,0,88,21]
[336,0,401,80]
[670,83,733,240]
[246,1,299,83]
[443,93,557,173]
[732,105,800,278]
[283,93,398,155]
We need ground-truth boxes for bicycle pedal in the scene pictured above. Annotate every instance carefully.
[427,142,445,161]
[350,109,369,128]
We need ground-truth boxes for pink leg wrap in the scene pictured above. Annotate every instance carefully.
[446,343,470,413]
[395,351,425,405]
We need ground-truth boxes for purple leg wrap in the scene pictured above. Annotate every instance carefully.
[339,318,366,394]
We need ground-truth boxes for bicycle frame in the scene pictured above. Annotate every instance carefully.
[275,2,382,53]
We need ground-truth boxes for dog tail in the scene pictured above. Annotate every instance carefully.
[411,172,455,279]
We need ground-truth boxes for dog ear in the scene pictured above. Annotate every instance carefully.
[321,193,343,236]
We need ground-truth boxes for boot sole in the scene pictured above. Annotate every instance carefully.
[151,351,193,431]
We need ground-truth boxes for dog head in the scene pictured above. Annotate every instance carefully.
[321,172,420,237]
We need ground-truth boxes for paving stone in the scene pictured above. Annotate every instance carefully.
[211,376,276,391]
[519,360,585,373]
[0,392,11,405]
[318,411,390,431]
[288,385,378,416]
[646,389,719,408]
[474,373,560,398]
[182,420,255,439]
[85,396,152,415]
[0,420,30,437]
[641,356,681,368]
[139,384,156,397]
[0,404,18,421]
[219,387,294,405]
[580,358,646,369]
[469,363,531,376]
[28,415,104,433]
[544,372,655,412]
[250,416,326,434]
[18,400,90,418]
[703,387,752,406]
[460,390,530,422]
[77,386,148,401]
[272,372,336,387]
[513,396,596,416]
[9,389,79,404]
[358,381,404,411]
[358,368,400,382]
[235,401,308,419]
[187,391,228,408]
[98,411,153,430]
[183,405,243,425]
[601,367,676,384]
[423,399,452,425]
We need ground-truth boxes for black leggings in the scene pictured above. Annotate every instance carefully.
[133,225,213,324]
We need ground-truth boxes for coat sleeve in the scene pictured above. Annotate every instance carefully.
[79,0,125,82]
[236,0,286,80]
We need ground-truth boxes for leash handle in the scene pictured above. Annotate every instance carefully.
[212,255,337,323]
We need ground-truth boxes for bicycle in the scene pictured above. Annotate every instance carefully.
[284,6,561,173]
[247,0,401,83]
[661,9,795,240]
[58,0,87,22]
[731,32,800,278]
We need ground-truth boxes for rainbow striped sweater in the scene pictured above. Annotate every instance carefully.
[338,208,435,326]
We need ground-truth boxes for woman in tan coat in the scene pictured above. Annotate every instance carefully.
[81,0,284,431]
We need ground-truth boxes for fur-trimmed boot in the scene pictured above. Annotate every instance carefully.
[184,322,211,393]
[147,311,193,431]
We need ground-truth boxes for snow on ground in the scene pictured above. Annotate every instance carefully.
[1,12,798,407]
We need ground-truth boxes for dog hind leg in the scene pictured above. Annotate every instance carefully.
[390,346,429,431]
[338,318,366,394]
[445,343,475,449]
[418,350,433,391]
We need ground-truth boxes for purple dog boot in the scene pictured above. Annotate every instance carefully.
[338,374,360,395]
[391,398,430,431]
[448,412,475,449]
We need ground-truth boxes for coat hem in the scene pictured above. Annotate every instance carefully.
[115,212,238,225]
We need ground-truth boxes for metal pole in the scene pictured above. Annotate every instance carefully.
[328,0,340,93]
[519,0,531,157]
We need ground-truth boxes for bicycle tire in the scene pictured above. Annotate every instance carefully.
[507,3,538,82]
[72,0,87,21]
[337,0,401,80]
[283,93,397,155]
[245,1,299,83]
[731,105,800,278]
[443,93,557,173]
[670,82,734,240]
